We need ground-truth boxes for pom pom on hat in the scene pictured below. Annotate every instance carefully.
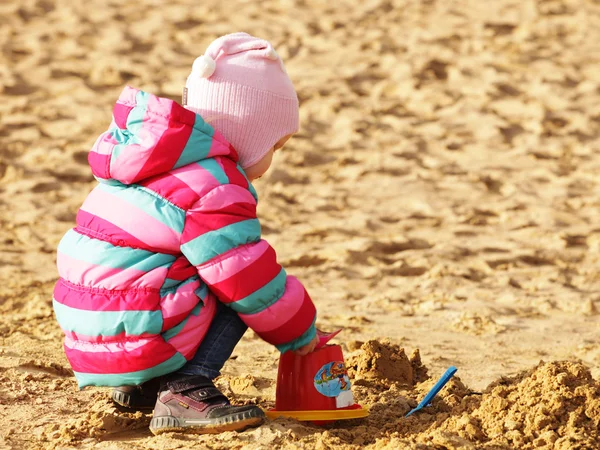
[266,48,286,72]
[192,55,216,79]
[266,48,278,60]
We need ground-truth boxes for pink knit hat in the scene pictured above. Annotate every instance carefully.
[183,32,299,169]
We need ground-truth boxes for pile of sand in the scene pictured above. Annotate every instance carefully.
[455,361,600,448]
[314,342,600,449]
[347,339,429,385]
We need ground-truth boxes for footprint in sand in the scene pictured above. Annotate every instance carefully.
[31,181,61,193]
[283,254,328,268]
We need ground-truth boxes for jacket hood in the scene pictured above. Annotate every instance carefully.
[88,86,238,185]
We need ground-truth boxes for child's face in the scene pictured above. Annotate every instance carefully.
[245,134,292,181]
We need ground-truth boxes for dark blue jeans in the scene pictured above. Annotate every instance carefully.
[175,301,248,380]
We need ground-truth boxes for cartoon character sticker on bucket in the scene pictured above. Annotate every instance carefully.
[314,361,351,398]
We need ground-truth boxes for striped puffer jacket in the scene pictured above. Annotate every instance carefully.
[53,86,317,388]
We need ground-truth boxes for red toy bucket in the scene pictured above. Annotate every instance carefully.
[276,344,350,411]
[265,330,368,422]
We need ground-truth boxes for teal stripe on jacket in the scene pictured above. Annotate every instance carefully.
[197,159,229,185]
[276,320,318,353]
[230,268,287,315]
[97,182,185,234]
[195,283,208,302]
[53,299,163,337]
[237,164,258,203]
[181,219,261,266]
[107,127,132,172]
[110,90,150,164]
[161,277,183,290]
[159,276,199,296]
[74,353,187,388]
[174,115,216,169]
[58,230,176,272]
[131,90,150,134]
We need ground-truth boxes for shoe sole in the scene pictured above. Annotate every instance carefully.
[112,390,155,412]
[149,412,264,435]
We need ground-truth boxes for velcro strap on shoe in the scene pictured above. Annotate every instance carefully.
[166,375,214,394]
[187,386,227,403]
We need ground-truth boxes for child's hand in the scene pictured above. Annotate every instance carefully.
[294,334,319,356]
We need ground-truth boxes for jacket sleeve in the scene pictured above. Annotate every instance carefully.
[180,183,317,353]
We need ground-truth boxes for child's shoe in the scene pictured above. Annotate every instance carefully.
[112,377,161,411]
[149,374,264,435]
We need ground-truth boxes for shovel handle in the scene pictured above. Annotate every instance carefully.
[406,366,457,417]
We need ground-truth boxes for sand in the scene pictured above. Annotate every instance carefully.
[1,0,600,448]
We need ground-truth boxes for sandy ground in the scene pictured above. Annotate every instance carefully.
[1,0,600,448]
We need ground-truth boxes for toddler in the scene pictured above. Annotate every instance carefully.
[53,32,319,435]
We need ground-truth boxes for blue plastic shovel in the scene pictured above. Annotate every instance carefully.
[405,366,458,417]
